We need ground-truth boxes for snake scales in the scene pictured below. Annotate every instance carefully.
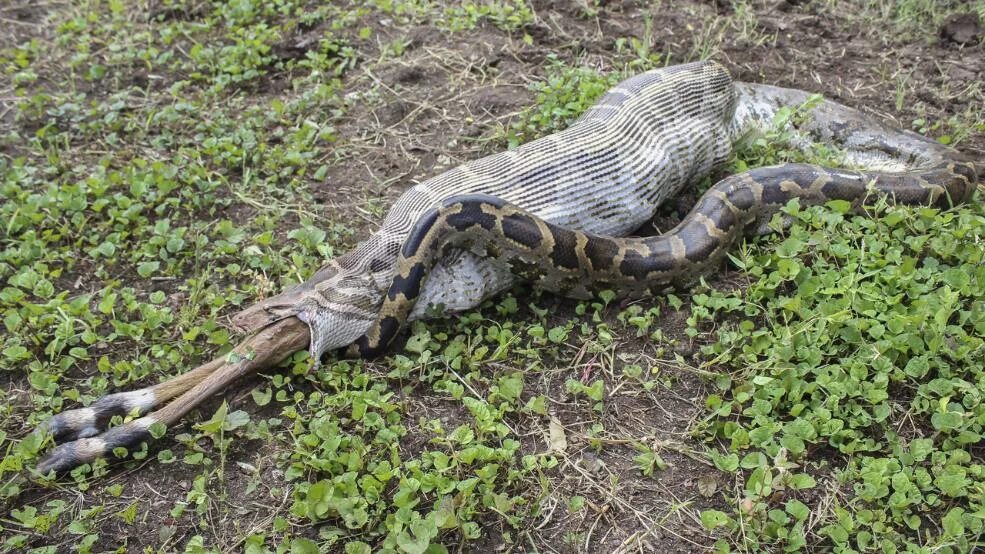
[234,59,978,361]
[36,60,980,474]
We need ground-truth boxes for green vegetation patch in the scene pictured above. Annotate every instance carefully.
[688,116,985,551]
[696,193,984,552]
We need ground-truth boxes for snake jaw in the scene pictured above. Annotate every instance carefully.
[295,306,327,371]
[233,268,382,369]
[230,290,336,368]
[296,300,379,369]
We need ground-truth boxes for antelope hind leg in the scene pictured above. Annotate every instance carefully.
[38,357,225,444]
[36,318,309,475]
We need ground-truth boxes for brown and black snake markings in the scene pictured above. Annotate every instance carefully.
[32,60,982,475]
[350,161,978,358]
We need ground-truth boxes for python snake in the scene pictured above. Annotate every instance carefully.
[233,59,978,362]
[35,60,980,474]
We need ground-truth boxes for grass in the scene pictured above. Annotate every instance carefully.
[857,0,985,42]
[1,0,983,552]
[695,121,985,550]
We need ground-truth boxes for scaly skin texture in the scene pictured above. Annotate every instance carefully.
[36,60,981,474]
[349,161,978,356]
[231,60,737,363]
[231,60,979,364]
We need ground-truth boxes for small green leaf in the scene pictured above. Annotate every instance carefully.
[251,387,272,406]
[711,452,739,472]
[290,538,319,554]
[788,473,816,490]
[700,509,731,530]
[942,507,965,537]
[148,421,167,439]
[137,261,160,278]
[824,199,852,214]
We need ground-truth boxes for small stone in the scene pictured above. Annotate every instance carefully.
[939,13,982,45]
[578,451,604,474]
[673,342,696,358]
[236,461,257,475]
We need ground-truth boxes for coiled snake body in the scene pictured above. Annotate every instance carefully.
[36,60,980,474]
[236,60,977,360]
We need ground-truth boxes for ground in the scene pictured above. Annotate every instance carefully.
[1,1,984,553]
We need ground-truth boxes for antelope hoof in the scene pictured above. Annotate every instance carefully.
[40,389,157,443]
[36,418,155,475]
[36,438,102,475]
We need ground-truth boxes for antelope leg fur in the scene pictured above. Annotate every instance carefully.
[35,319,308,475]
[32,60,980,474]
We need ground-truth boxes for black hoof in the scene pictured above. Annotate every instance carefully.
[36,441,91,475]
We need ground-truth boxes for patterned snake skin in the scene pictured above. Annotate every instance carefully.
[231,60,980,363]
[33,60,981,475]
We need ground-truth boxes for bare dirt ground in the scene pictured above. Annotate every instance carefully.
[2,1,983,552]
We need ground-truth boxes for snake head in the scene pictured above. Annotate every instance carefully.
[228,262,344,334]
[299,272,384,367]
[230,266,382,368]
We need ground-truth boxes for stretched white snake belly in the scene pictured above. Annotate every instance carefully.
[36,60,979,474]
[231,59,978,360]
